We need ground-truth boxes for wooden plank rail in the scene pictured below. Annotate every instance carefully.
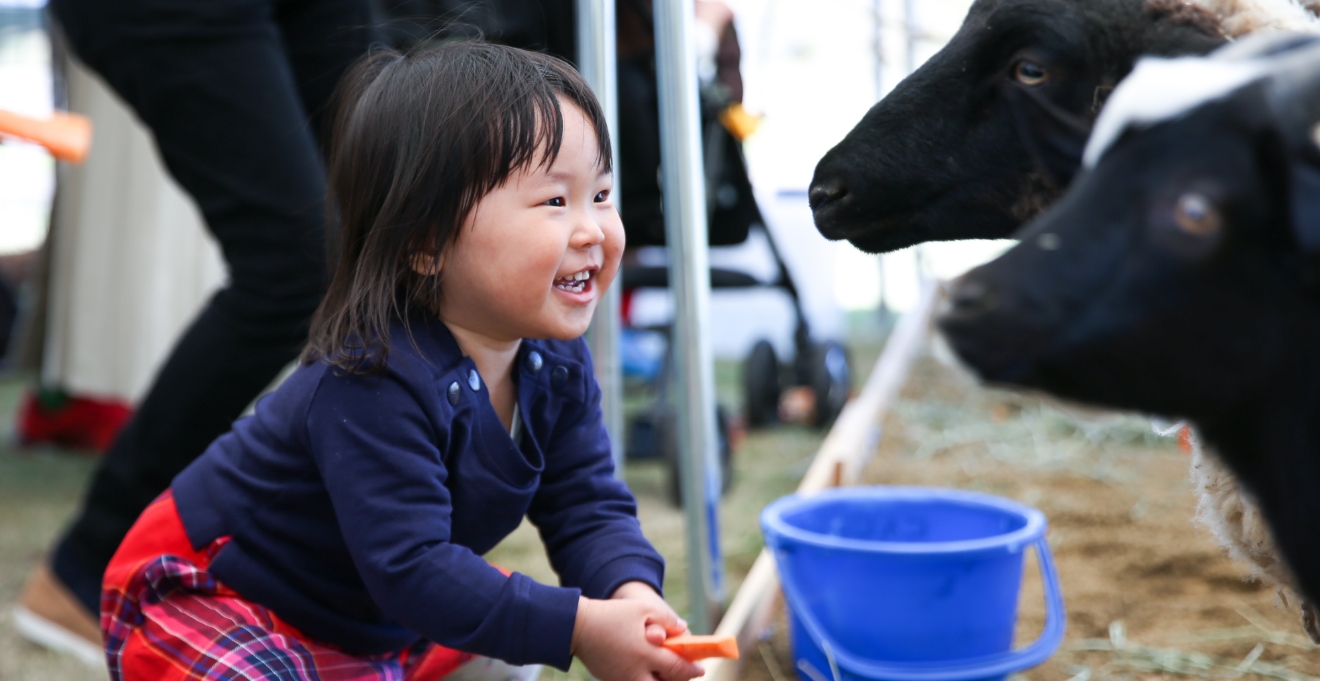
[702,279,943,681]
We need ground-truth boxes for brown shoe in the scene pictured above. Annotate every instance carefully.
[13,561,104,666]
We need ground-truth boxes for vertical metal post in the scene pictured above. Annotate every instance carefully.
[578,0,626,474]
[904,0,918,74]
[654,0,725,633]
[873,0,884,100]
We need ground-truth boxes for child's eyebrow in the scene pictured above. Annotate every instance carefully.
[541,168,612,183]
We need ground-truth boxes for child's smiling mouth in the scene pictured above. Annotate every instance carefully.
[554,268,594,294]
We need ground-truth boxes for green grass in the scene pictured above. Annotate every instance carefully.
[0,375,108,681]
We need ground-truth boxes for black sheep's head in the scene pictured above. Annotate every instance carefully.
[810,0,1224,254]
[938,42,1320,423]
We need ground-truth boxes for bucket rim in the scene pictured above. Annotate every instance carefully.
[761,485,1046,557]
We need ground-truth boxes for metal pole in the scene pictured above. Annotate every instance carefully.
[655,0,725,633]
[904,0,918,74]
[577,0,626,474]
[873,0,884,100]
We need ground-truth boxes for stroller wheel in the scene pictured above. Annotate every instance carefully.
[808,341,852,428]
[665,405,735,507]
[742,340,781,428]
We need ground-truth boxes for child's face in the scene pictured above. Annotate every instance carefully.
[437,100,625,342]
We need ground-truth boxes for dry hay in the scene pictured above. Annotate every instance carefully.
[739,348,1320,681]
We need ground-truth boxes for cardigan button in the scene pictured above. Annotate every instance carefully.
[551,365,569,387]
[528,351,543,373]
[447,382,461,405]
[468,369,481,392]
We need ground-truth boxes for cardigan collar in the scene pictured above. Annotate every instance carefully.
[402,314,590,405]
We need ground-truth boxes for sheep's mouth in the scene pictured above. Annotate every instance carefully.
[938,308,1047,385]
[816,211,931,254]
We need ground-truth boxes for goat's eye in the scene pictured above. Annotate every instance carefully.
[1013,60,1048,86]
[1174,192,1221,237]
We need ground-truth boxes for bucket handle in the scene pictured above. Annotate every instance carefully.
[775,536,1066,681]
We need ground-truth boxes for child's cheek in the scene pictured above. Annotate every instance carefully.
[602,220,626,283]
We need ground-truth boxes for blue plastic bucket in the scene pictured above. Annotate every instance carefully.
[761,486,1065,681]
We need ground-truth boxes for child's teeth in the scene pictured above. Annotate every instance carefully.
[555,276,587,293]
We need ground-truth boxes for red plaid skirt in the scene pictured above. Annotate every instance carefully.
[101,491,471,681]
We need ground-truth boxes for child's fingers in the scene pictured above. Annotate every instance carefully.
[663,617,689,637]
[645,622,668,646]
[642,602,683,632]
[652,648,706,681]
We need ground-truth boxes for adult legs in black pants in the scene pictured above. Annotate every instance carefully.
[19,0,374,647]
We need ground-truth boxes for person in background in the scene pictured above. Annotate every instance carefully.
[101,40,701,681]
[17,0,374,660]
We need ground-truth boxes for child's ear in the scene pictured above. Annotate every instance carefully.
[410,251,444,277]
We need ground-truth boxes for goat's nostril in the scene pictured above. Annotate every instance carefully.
[808,178,848,211]
[948,278,998,317]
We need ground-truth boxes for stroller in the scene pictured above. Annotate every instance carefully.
[371,0,853,504]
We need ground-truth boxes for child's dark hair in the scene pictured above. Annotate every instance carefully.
[304,41,612,373]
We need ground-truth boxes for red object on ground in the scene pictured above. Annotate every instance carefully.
[17,389,133,453]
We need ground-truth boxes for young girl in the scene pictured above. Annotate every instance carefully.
[99,41,706,681]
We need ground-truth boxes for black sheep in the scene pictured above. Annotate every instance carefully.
[808,0,1320,254]
[939,33,1320,629]
[810,0,1320,638]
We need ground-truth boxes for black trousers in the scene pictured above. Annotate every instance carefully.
[46,0,374,613]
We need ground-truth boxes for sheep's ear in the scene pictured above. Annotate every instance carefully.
[1003,83,1092,189]
[1256,39,1320,258]
[1287,132,1320,257]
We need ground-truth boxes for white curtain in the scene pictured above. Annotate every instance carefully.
[42,56,226,403]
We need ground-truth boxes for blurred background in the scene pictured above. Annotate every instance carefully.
[14,3,1310,681]
[1,0,1005,372]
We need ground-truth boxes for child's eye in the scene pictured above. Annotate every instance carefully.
[544,197,565,207]
[594,190,610,203]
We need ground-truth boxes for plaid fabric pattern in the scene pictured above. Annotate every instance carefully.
[101,492,469,681]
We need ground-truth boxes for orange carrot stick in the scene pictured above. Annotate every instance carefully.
[0,109,92,164]
[663,634,740,661]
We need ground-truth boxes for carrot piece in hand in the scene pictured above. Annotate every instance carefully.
[663,634,740,661]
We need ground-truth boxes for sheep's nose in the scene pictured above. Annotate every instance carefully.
[808,177,848,211]
[945,277,998,319]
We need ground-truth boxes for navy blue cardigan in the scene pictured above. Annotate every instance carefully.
[171,316,665,668]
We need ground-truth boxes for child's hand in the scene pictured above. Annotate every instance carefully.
[571,595,705,681]
[611,581,688,646]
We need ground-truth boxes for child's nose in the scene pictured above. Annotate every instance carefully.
[572,212,606,249]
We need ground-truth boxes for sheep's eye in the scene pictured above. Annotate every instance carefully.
[1013,60,1048,86]
[1174,192,1221,237]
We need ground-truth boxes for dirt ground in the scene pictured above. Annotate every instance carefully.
[743,348,1320,681]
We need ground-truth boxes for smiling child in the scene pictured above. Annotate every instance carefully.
[98,41,704,681]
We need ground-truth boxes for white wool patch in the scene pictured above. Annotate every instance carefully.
[1191,0,1320,36]
[1082,56,1271,166]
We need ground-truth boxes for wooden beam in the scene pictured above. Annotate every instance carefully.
[702,279,943,681]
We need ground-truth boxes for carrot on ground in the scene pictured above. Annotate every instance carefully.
[663,634,740,661]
